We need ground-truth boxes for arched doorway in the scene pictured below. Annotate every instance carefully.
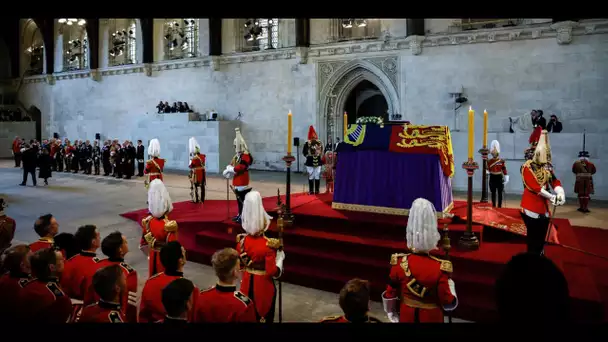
[343,80,389,125]
[28,106,42,141]
[318,58,401,146]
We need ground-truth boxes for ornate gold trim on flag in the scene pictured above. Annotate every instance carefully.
[331,201,454,218]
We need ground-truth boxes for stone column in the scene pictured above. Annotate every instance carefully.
[99,19,109,68]
[198,18,210,57]
[209,18,222,71]
[86,18,99,71]
[295,18,310,64]
[405,19,425,55]
[550,20,579,45]
[54,22,63,75]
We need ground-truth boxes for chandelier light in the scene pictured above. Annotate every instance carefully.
[342,19,368,28]
[58,18,86,26]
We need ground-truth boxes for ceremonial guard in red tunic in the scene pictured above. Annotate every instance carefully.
[382,198,457,323]
[520,130,565,255]
[236,191,285,323]
[144,138,165,188]
[17,248,73,323]
[0,198,16,254]
[321,151,336,193]
[85,232,139,322]
[0,245,32,323]
[195,248,256,323]
[141,179,178,277]
[487,140,509,208]
[139,241,198,323]
[572,150,596,213]
[79,265,127,323]
[64,141,74,172]
[223,128,253,224]
[302,126,324,194]
[188,137,206,203]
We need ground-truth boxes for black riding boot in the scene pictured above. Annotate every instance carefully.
[314,179,320,194]
[308,180,314,194]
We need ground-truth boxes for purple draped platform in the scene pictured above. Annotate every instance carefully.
[332,150,453,214]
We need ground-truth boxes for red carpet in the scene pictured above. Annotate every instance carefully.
[121,193,608,322]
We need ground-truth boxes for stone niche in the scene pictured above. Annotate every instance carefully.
[0,122,36,158]
[128,113,239,173]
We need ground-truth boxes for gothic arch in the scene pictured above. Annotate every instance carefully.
[20,19,45,75]
[318,58,401,141]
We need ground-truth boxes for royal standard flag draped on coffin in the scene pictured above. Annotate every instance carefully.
[338,123,455,178]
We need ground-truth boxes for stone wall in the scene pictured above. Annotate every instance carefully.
[14,19,608,197]
[0,122,36,158]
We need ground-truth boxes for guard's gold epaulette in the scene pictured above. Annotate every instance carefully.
[234,291,252,307]
[320,315,342,322]
[141,215,153,228]
[428,254,453,273]
[265,237,281,250]
[390,253,409,265]
[164,220,178,233]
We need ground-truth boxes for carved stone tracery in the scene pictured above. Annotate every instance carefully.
[317,57,401,141]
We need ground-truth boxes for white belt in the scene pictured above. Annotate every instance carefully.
[523,209,549,219]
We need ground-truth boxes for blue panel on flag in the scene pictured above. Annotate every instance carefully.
[336,124,392,152]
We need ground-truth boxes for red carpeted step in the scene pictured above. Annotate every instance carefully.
[560,262,604,322]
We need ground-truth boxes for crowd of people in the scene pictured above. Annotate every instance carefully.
[155,101,193,114]
[0,178,572,324]
[11,136,148,186]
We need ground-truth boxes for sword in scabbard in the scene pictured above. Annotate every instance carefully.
[226,178,230,218]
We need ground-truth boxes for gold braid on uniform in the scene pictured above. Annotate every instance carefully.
[522,160,551,190]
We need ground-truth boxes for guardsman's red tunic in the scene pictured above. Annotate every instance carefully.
[78,300,125,323]
[384,253,456,323]
[84,258,138,323]
[141,215,179,277]
[29,237,54,253]
[189,153,206,185]
[139,271,198,323]
[236,233,282,323]
[231,153,253,187]
[319,314,382,323]
[60,251,103,299]
[488,157,507,176]
[144,157,165,183]
[194,284,257,323]
[520,160,562,215]
[17,277,73,323]
[0,272,30,322]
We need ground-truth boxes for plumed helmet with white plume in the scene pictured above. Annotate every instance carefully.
[234,128,248,153]
[147,179,173,218]
[490,140,500,156]
[533,130,550,165]
[188,137,200,155]
[406,198,440,253]
[241,191,272,236]
[148,139,161,157]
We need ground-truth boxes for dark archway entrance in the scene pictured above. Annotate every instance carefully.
[28,106,42,141]
[343,80,389,125]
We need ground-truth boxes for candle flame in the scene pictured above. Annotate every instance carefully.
[469,106,472,111]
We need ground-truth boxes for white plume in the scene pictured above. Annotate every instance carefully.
[189,137,199,155]
[147,179,173,218]
[148,139,161,157]
[241,191,272,236]
[406,198,440,253]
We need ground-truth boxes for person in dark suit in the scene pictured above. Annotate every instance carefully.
[136,140,145,177]
[37,148,53,186]
[547,115,563,133]
[19,144,38,186]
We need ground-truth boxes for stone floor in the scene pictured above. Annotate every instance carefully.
[3,159,606,322]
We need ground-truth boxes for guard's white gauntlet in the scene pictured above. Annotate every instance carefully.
[554,186,566,206]
[443,279,459,312]
[503,175,510,185]
[540,188,557,205]
[381,291,399,322]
